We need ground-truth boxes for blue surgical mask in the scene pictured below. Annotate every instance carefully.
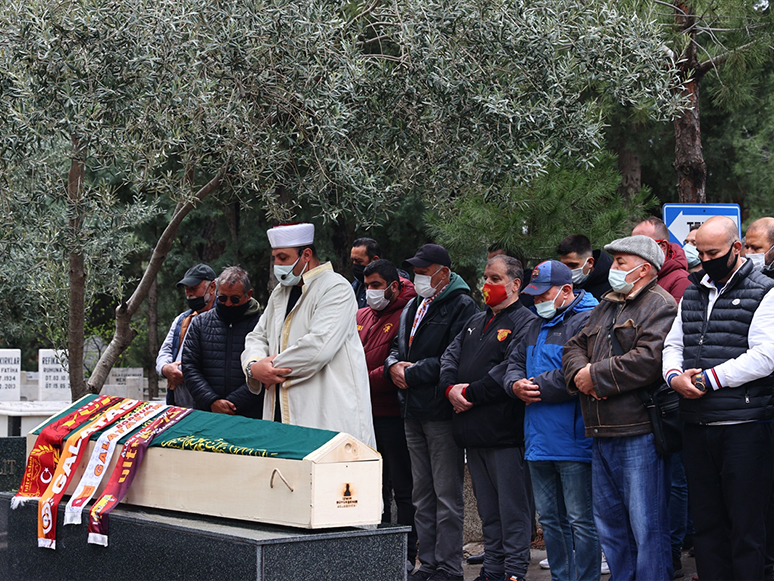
[683,243,700,268]
[608,263,644,295]
[535,292,566,320]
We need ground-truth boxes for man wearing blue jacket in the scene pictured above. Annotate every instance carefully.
[505,260,601,581]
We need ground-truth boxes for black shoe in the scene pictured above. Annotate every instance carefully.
[673,554,684,579]
[472,568,500,581]
[408,570,433,580]
[467,551,485,565]
[427,570,464,581]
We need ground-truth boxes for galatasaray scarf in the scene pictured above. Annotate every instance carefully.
[88,406,192,547]
[63,402,167,526]
[38,398,143,549]
[12,395,119,509]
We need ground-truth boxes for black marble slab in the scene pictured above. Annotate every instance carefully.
[0,437,26,493]
[0,492,408,580]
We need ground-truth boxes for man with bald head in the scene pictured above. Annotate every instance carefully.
[663,215,774,581]
[632,217,691,301]
[744,217,774,276]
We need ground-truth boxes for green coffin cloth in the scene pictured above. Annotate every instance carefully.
[147,411,339,460]
[31,397,339,461]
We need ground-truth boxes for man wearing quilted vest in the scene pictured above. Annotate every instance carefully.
[664,215,774,581]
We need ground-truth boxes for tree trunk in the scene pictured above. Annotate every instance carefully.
[86,168,226,394]
[674,77,706,203]
[67,136,87,401]
[673,2,707,204]
[617,139,641,199]
[147,276,159,400]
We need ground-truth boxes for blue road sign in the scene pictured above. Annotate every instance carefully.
[662,203,742,246]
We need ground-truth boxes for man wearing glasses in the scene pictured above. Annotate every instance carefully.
[182,266,264,418]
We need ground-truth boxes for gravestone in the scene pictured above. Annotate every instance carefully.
[20,372,38,402]
[38,350,70,401]
[0,350,21,401]
[103,369,144,399]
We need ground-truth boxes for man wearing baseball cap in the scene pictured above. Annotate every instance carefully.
[563,235,678,581]
[385,243,478,580]
[241,223,375,448]
[505,260,600,581]
[156,263,217,406]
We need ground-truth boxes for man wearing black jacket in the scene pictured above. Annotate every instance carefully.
[557,234,613,300]
[183,266,264,418]
[440,255,536,581]
[385,244,478,581]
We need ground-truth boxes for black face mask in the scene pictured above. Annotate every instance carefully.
[216,300,250,324]
[352,263,365,283]
[701,245,738,282]
[186,295,207,312]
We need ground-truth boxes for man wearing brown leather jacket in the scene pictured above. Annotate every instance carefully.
[563,235,678,581]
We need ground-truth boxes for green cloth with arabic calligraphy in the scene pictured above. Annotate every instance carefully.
[32,397,339,460]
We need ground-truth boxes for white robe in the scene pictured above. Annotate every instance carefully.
[241,263,376,448]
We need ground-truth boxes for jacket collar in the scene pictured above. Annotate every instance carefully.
[301,262,333,288]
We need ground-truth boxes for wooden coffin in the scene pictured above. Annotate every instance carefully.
[26,396,382,529]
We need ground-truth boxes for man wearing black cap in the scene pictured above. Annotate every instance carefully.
[155,263,216,406]
[385,243,478,581]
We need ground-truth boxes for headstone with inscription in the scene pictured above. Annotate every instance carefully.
[38,350,70,401]
[0,349,21,401]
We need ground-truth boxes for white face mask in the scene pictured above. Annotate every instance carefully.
[414,266,443,298]
[366,287,393,311]
[683,243,701,268]
[748,252,766,272]
[535,289,567,320]
[274,255,308,287]
[747,244,774,272]
[608,263,644,295]
[571,258,591,285]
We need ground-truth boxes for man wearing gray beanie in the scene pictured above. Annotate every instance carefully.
[562,235,678,581]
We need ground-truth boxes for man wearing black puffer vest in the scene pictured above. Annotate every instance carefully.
[663,216,774,581]
[439,254,536,581]
[183,266,264,418]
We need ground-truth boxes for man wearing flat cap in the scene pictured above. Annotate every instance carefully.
[241,223,375,447]
[156,263,217,406]
[385,243,478,581]
[563,235,678,581]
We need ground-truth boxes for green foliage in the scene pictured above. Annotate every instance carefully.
[429,155,654,268]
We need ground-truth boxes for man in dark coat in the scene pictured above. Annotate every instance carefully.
[385,244,478,581]
[557,234,613,301]
[440,254,536,581]
[183,266,263,418]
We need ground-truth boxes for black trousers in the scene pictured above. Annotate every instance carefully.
[683,421,774,581]
[373,415,417,563]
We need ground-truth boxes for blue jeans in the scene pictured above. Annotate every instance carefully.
[530,461,600,581]
[592,434,672,581]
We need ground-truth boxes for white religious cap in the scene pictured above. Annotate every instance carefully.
[266,223,315,249]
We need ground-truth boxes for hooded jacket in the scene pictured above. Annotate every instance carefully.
[504,290,597,461]
[562,279,678,437]
[183,298,264,418]
[439,300,537,448]
[658,242,691,302]
[385,272,479,421]
[357,277,417,417]
[577,249,614,301]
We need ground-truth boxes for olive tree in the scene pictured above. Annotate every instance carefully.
[0,0,684,399]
